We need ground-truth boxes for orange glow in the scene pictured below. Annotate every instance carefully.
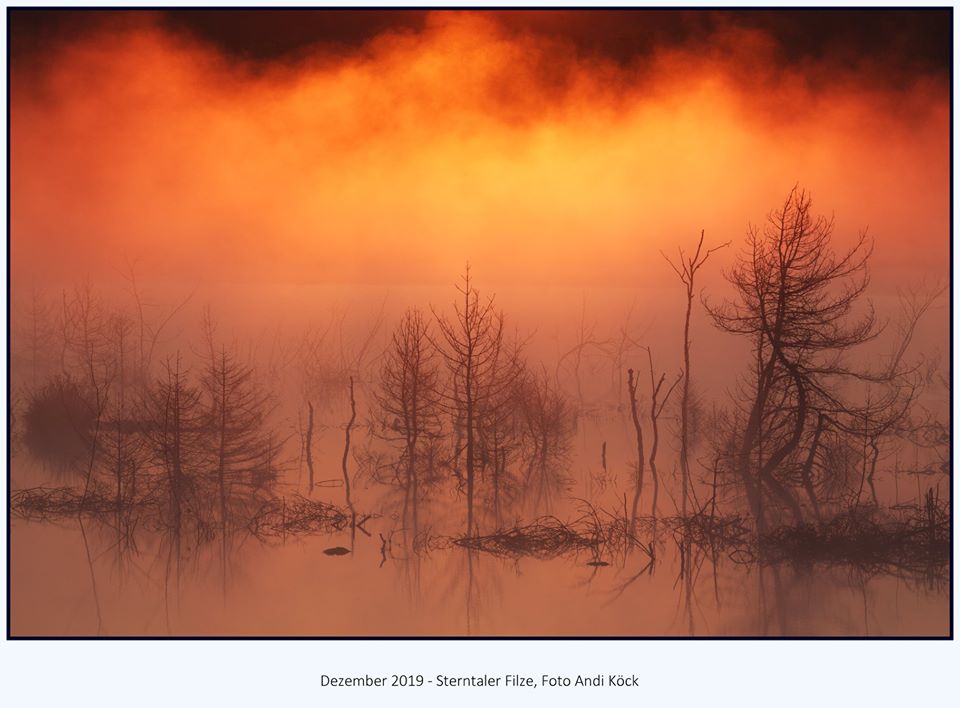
[11,11,948,289]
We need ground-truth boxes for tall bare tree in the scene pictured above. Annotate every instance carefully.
[432,267,522,534]
[142,355,211,570]
[664,231,728,517]
[201,325,281,593]
[704,187,904,528]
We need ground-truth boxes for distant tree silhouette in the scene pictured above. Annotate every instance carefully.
[516,367,575,514]
[142,355,212,566]
[19,285,55,387]
[201,321,281,593]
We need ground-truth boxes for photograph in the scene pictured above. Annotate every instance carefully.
[6,7,952,642]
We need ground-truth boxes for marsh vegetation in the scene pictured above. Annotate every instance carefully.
[10,189,949,636]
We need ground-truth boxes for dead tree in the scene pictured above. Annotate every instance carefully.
[142,355,211,569]
[626,368,645,529]
[705,187,889,528]
[305,401,316,494]
[432,266,522,535]
[105,312,146,550]
[516,367,575,515]
[474,341,527,528]
[645,347,681,526]
[19,285,54,388]
[341,377,357,516]
[201,325,281,593]
[607,302,645,410]
[664,231,729,517]
[372,308,443,536]
[60,285,117,502]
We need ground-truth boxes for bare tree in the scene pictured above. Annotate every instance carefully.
[474,340,527,528]
[18,285,55,387]
[432,266,522,534]
[61,285,117,503]
[645,347,681,526]
[142,355,212,569]
[606,302,645,411]
[341,377,358,517]
[201,321,281,594]
[705,187,898,528]
[664,231,729,517]
[516,367,575,515]
[371,308,443,536]
[305,401,316,494]
[104,311,146,549]
[626,368,645,529]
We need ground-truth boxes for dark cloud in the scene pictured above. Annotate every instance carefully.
[10,8,951,81]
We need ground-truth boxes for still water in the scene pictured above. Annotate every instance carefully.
[8,284,950,637]
[11,403,949,644]
[10,514,948,636]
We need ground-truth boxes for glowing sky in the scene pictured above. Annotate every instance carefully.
[10,10,949,289]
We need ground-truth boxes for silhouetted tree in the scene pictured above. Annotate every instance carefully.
[516,367,575,514]
[18,285,55,387]
[706,187,883,527]
[341,376,357,517]
[626,368,645,529]
[664,231,728,516]
[432,267,522,534]
[372,308,443,536]
[644,347,681,526]
[201,327,281,592]
[142,355,212,567]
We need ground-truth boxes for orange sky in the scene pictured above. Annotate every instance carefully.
[10,11,949,291]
